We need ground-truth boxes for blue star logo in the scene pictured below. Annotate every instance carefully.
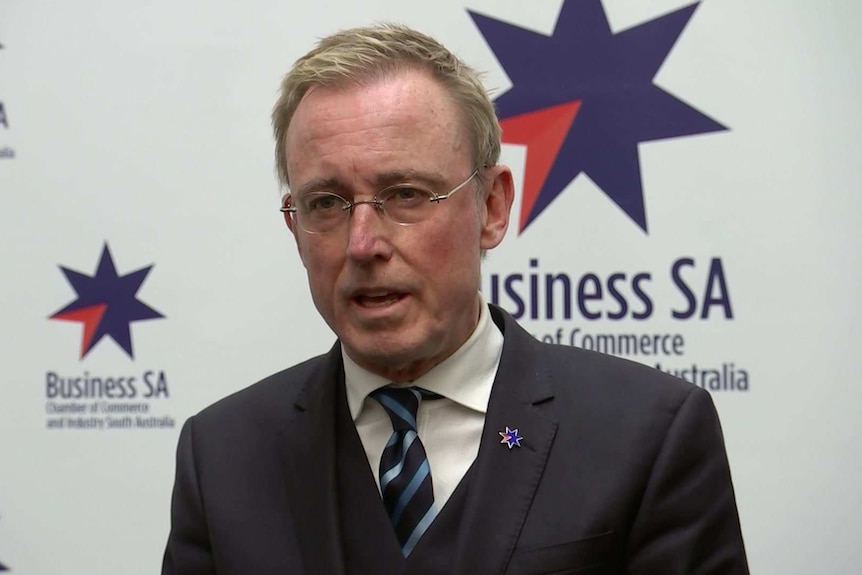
[0,514,7,571]
[470,0,727,233]
[49,243,165,359]
[0,42,8,131]
[499,426,524,449]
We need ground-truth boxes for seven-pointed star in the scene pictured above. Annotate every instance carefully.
[499,426,524,449]
[470,0,727,233]
[49,243,164,359]
[0,517,8,571]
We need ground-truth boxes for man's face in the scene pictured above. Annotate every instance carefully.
[284,68,512,382]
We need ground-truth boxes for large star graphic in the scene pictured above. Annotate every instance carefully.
[470,0,727,233]
[49,243,164,359]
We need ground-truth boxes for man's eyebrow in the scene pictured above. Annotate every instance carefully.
[293,177,343,196]
[373,170,447,188]
[294,171,449,196]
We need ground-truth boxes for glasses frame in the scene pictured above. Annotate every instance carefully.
[280,168,481,234]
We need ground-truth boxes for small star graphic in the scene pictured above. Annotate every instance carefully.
[470,0,727,233]
[0,514,7,571]
[499,426,524,449]
[49,243,164,359]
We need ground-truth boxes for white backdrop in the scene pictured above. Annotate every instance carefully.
[1,0,860,573]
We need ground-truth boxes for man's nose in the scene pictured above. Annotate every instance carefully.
[345,202,392,262]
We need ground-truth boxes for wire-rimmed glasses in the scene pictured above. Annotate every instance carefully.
[280,168,480,234]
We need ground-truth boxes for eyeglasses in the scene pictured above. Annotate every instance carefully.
[281,168,480,234]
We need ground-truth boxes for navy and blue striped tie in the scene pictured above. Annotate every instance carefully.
[371,386,439,556]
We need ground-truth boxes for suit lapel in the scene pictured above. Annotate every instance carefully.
[277,343,346,575]
[453,306,559,575]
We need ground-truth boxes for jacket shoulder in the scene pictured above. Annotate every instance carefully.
[544,341,696,401]
[192,350,337,428]
[492,303,704,412]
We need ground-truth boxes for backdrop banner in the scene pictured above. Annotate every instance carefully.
[1,1,860,573]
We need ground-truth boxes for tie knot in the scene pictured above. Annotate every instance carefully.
[370,386,440,432]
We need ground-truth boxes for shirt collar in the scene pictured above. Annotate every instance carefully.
[343,294,504,421]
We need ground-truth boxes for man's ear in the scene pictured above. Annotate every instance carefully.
[283,202,296,235]
[282,200,308,265]
[479,165,514,250]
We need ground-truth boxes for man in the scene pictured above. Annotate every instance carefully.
[163,24,748,575]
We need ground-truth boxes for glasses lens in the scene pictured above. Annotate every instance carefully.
[296,192,348,232]
[379,185,435,224]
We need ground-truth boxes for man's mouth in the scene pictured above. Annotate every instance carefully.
[353,291,405,308]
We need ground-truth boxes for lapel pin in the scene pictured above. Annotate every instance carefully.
[499,426,524,449]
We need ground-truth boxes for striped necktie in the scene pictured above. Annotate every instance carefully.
[370,386,440,556]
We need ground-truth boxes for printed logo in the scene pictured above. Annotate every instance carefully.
[0,514,7,571]
[0,42,14,160]
[45,243,176,430]
[473,2,748,392]
[49,243,164,359]
[471,0,726,233]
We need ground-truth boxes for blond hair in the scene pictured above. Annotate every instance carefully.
[271,23,501,189]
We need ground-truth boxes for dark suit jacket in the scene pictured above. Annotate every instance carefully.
[163,305,748,574]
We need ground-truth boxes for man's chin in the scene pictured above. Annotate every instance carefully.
[342,339,438,382]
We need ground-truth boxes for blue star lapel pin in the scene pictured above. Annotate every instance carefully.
[499,426,524,449]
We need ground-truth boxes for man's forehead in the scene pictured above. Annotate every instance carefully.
[284,70,470,187]
[293,69,455,125]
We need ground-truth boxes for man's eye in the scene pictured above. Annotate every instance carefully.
[385,186,429,205]
[395,187,418,200]
[306,195,340,211]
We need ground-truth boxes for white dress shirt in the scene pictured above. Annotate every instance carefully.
[343,295,504,509]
